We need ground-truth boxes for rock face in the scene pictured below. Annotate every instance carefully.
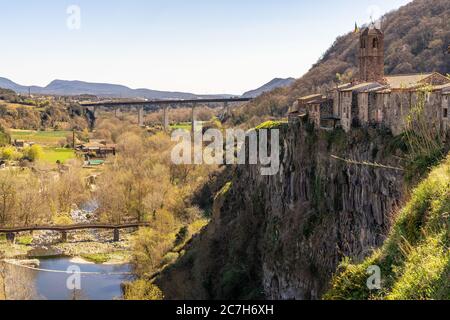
[157,122,406,300]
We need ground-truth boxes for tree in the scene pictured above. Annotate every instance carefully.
[22,145,43,162]
[0,171,17,226]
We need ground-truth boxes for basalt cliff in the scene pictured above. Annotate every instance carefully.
[156,122,409,299]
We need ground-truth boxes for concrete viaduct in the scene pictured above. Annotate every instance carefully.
[79,97,252,130]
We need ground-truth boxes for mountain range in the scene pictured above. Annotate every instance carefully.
[0,77,295,100]
[242,77,296,98]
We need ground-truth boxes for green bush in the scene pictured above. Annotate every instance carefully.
[0,146,21,160]
[22,144,43,162]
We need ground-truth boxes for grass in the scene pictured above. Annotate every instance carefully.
[214,182,232,201]
[1,102,35,110]
[324,153,450,300]
[81,253,111,264]
[255,120,288,130]
[16,235,33,246]
[10,129,71,146]
[0,131,10,145]
[170,123,192,131]
[40,147,76,164]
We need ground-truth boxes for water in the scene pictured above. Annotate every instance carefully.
[4,258,133,300]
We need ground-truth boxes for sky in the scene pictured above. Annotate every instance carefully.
[0,0,412,95]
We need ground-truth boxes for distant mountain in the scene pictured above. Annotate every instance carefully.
[0,78,236,100]
[242,78,296,98]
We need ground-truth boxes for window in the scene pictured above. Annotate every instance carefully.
[444,108,448,119]
[361,39,366,49]
[373,38,379,49]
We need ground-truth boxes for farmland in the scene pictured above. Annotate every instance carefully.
[10,129,71,146]
[40,147,76,164]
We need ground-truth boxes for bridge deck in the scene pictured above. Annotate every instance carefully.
[80,97,252,107]
[0,222,150,233]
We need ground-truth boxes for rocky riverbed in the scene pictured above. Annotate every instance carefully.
[0,229,134,264]
[1,202,135,265]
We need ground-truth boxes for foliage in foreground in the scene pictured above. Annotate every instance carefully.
[123,280,164,300]
[324,154,450,300]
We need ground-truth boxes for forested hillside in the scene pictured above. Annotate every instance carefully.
[230,0,450,127]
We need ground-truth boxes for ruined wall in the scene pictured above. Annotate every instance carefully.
[157,123,406,300]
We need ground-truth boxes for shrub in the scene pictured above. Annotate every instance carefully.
[174,226,188,247]
[22,144,43,162]
[0,146,21,160]
[123,280,164,300]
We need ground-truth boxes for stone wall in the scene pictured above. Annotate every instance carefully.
[339,91,352,132]
[341,90,448,136]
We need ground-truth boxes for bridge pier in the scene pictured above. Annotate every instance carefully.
[138,106,145,127]
[113,229,120,242]
[163,106,170,131]
[114,106,122,118]
[6,232,15,243]
[224,101,230,116]
[61,231,68,243]
[191,103,198,133]
[93,106,99,118]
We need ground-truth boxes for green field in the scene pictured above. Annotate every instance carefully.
[10,130,71,146]
[41,147,76,164]
[170,123,192,130]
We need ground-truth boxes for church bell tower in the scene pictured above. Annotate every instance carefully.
[359,24,385,82]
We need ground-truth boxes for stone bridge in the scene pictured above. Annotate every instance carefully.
[0,222,151,243]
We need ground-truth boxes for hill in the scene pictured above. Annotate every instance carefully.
[0,78,236,100]
[230,0,450,127]
[242,78,296,98]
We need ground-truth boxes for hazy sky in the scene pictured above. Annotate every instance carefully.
[0,0,412,94]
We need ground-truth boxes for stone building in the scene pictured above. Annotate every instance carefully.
[305,97,333,128]
[289,24,450,136]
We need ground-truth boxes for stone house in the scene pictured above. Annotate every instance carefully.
[304,97,333,128]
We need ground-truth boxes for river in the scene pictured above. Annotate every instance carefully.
[2,258,133,300]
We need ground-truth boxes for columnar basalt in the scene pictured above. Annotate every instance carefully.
[156,123,407,299]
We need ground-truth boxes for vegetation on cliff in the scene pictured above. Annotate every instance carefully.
[325,154,450,300]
